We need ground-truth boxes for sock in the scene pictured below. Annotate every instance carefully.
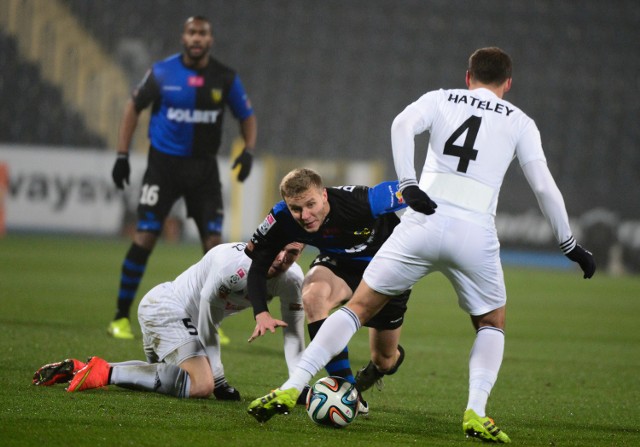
[109,360,148,367]
[110,363,190,398]
[466,327,505,417]
[115,244,151,320]
[214,376,230,389]
[282,307,361,391]
[308,319,355,384]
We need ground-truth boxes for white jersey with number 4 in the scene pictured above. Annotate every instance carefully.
[393,87,573,247]
[363,86,579,311]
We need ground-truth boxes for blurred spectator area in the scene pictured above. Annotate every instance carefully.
[1,0,639,218]
[0,31,105,147]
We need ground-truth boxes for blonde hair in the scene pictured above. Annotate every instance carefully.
[279,168,324,199]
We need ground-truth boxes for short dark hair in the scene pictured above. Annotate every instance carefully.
[183,16,212,33]
[468,47,512,86]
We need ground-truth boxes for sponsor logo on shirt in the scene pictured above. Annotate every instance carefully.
[166,107,220,123]
[188,76,204,87]
[229,268,247,284]
[258,214,276,235]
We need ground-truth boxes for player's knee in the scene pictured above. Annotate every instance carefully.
[188,376,214,398]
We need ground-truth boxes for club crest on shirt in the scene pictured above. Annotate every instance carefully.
[211,88,222,103]
[258,214,276,235]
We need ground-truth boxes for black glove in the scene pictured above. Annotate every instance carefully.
[232,148,253,182]
[565,244,596,279]
[401,185,437,215]
[111,153,130,189]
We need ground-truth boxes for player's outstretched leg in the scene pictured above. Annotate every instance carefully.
[33,359,87,386]
[247,388,300,423]
[66,357,111,392]
[462,409,511,443]
[355,344,405,392]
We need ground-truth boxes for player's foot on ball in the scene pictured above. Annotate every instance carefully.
[357,394,370,417]
[107,317,134,340]
[247,388,300,423]
[213,383,241,401]
[33,358,87,386]
[355,344,405,392]
[66,357,111,392]
[462,409,511,443]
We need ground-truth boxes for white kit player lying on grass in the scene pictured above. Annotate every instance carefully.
[33,242,305,400]
[246,47,596,443]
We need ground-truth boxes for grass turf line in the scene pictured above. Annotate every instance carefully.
[0,234,639,446]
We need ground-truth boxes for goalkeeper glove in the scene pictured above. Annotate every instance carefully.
[565,244,596,279]
[111,153,130,189]
[232,148,253,182]
[401,185,437,215]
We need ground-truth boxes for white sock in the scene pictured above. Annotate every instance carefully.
[282,307,360,391]
[110,363,157,389]
[466,327,504,417]
[111,363,190,398]
[109,360,148,367]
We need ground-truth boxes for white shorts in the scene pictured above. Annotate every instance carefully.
[137,283,206,365]
[363,210,506,315]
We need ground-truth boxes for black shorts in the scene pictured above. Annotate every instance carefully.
[136,149,223,236]
[310,254,410,330]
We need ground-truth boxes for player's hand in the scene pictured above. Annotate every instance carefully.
[232,148,253,182]
[112,153,130,189]
[565,244,596,279]
[401,185,437,215]
[248,311,288,342]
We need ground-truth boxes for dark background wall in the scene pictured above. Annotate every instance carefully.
[2,0,639,220]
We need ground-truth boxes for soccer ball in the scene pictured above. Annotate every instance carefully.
[305,376,359,428]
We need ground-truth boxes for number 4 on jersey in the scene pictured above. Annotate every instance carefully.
[444,116,481,173]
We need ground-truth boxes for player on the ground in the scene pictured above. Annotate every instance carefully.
[244,168,409,415]
[108,15,257,339]
[33,242,304,400]
[246,48,596,443]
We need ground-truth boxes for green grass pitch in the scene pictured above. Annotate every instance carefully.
[1,234,639,446]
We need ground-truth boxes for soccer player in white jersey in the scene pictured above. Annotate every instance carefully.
[246,47,595,443]
[33,242,305,400]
